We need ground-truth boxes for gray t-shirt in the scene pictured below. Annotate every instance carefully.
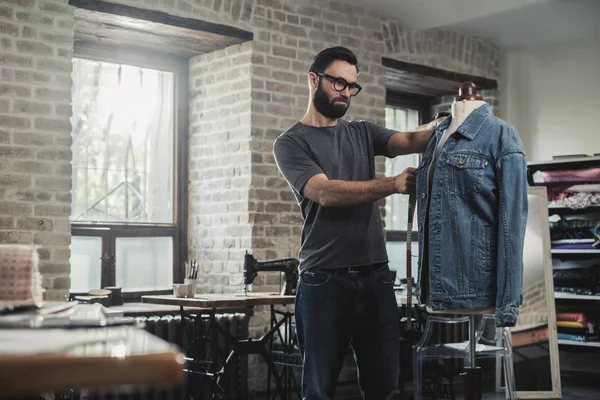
[273,119,396,271]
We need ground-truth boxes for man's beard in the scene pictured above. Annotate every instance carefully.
[313,82,350,119]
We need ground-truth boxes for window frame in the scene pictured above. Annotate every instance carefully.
[70,43,189,300]
[385,90,432,243]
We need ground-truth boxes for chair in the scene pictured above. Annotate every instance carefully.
[412,314,516,400]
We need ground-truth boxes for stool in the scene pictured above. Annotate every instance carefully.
[412,314,516,400]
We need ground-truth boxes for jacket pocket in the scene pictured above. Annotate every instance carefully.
[445,153,487,195]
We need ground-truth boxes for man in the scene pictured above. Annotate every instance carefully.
[273,46,440,399]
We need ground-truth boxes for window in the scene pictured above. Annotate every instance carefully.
[384,91,431,282]
[69,45,188,297]
[384,106,420,232]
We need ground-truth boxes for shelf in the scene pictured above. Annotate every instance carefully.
[548,204,600,211]
[527,155,600,168]
[551,249,600,254]
[554,292,600,301]
[558,340,600,348]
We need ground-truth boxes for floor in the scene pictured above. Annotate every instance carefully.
[446,377,600,400]
[561,378,600,400]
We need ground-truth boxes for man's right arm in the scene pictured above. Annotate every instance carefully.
[273,135,415,208]
[304,171,415,207]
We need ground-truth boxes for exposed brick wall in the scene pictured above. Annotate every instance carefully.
[0,0,74,300]
[0,0,501,394]
[517,278,548,327]
[188,42,253,295]
[384,23,500,80]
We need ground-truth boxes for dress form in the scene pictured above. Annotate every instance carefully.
[425,82,494,315]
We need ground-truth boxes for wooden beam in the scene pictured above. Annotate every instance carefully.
[382,57,497,97]
[69,0,253,42]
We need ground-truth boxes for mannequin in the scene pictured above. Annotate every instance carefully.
[446,82,486,135]
[415,81,527,400]
[423,82,494,315]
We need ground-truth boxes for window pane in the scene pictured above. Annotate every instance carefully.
[70,236,103,292]
[386,241,419,284]
[71,58,174,223]
[115,237,173,291]
[384,106,420,231]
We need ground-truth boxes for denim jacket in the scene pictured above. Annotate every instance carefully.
[415,104,528,327]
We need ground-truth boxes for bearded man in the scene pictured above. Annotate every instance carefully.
[273,46,441,400]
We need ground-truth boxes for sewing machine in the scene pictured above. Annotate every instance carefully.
[243,251,299,296]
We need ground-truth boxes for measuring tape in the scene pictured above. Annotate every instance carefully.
[405,192,416,331]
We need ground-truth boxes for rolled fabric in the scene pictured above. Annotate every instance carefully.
[0,245,43,311]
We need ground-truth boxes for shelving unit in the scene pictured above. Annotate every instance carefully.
[551,250,600,255]
[557,340,600,348]
[554,292,600,301]
[527,156,600,375]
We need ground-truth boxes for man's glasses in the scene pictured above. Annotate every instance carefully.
[316,73,362,97]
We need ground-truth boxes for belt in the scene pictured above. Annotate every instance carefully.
[328,263,384,276]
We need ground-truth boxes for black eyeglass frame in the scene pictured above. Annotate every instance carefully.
[315,72,362,96]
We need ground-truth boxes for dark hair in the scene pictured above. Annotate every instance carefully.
[309,46,360,74]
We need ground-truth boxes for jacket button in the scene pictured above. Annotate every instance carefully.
[459,159,465,165]
[421,193,426,199]
[418,226,422,232]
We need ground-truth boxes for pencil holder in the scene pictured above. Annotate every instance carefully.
[184,278,198,297]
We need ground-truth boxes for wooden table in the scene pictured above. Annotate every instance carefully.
[142,292,296,399]
[142,292,295,308]
[0,318,185,398]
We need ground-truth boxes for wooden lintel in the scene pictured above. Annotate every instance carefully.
[382,57,498,96]
[69,0,254,43]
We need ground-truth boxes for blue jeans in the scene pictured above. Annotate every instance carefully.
[294,263,400,400]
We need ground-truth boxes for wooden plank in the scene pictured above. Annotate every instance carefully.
[70,0,252,57]
[383,57,497,96]
[70,0,252,41]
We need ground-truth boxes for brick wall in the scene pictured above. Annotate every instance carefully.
[0,0,74,300]
[517,278,548,327]
[384,23,500,80]
[188,41,253,295]
[0,0,501,394]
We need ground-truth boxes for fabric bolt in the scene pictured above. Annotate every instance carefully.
[548,192,600,209]
[0,245,43,311]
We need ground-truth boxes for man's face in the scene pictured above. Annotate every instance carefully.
[312,60,358,119]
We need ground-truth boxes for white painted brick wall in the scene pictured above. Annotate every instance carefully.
[188,41,253,295]
[0,0,74,300]
[1,0,500,393]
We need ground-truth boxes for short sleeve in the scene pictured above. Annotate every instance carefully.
[366,121,396,157]
[273,135,324,197]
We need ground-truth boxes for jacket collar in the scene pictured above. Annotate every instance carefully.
[437,102,491,140]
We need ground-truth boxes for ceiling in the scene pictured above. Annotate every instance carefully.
[346,0,600,50]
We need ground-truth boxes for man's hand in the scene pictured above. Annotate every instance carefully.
[393,167,416,194]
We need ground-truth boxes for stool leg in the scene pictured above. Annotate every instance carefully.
[413,347,422,400]
[462,315,482,400]
[502,330,517,400]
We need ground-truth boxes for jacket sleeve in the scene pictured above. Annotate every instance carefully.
[494,150,528,327]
